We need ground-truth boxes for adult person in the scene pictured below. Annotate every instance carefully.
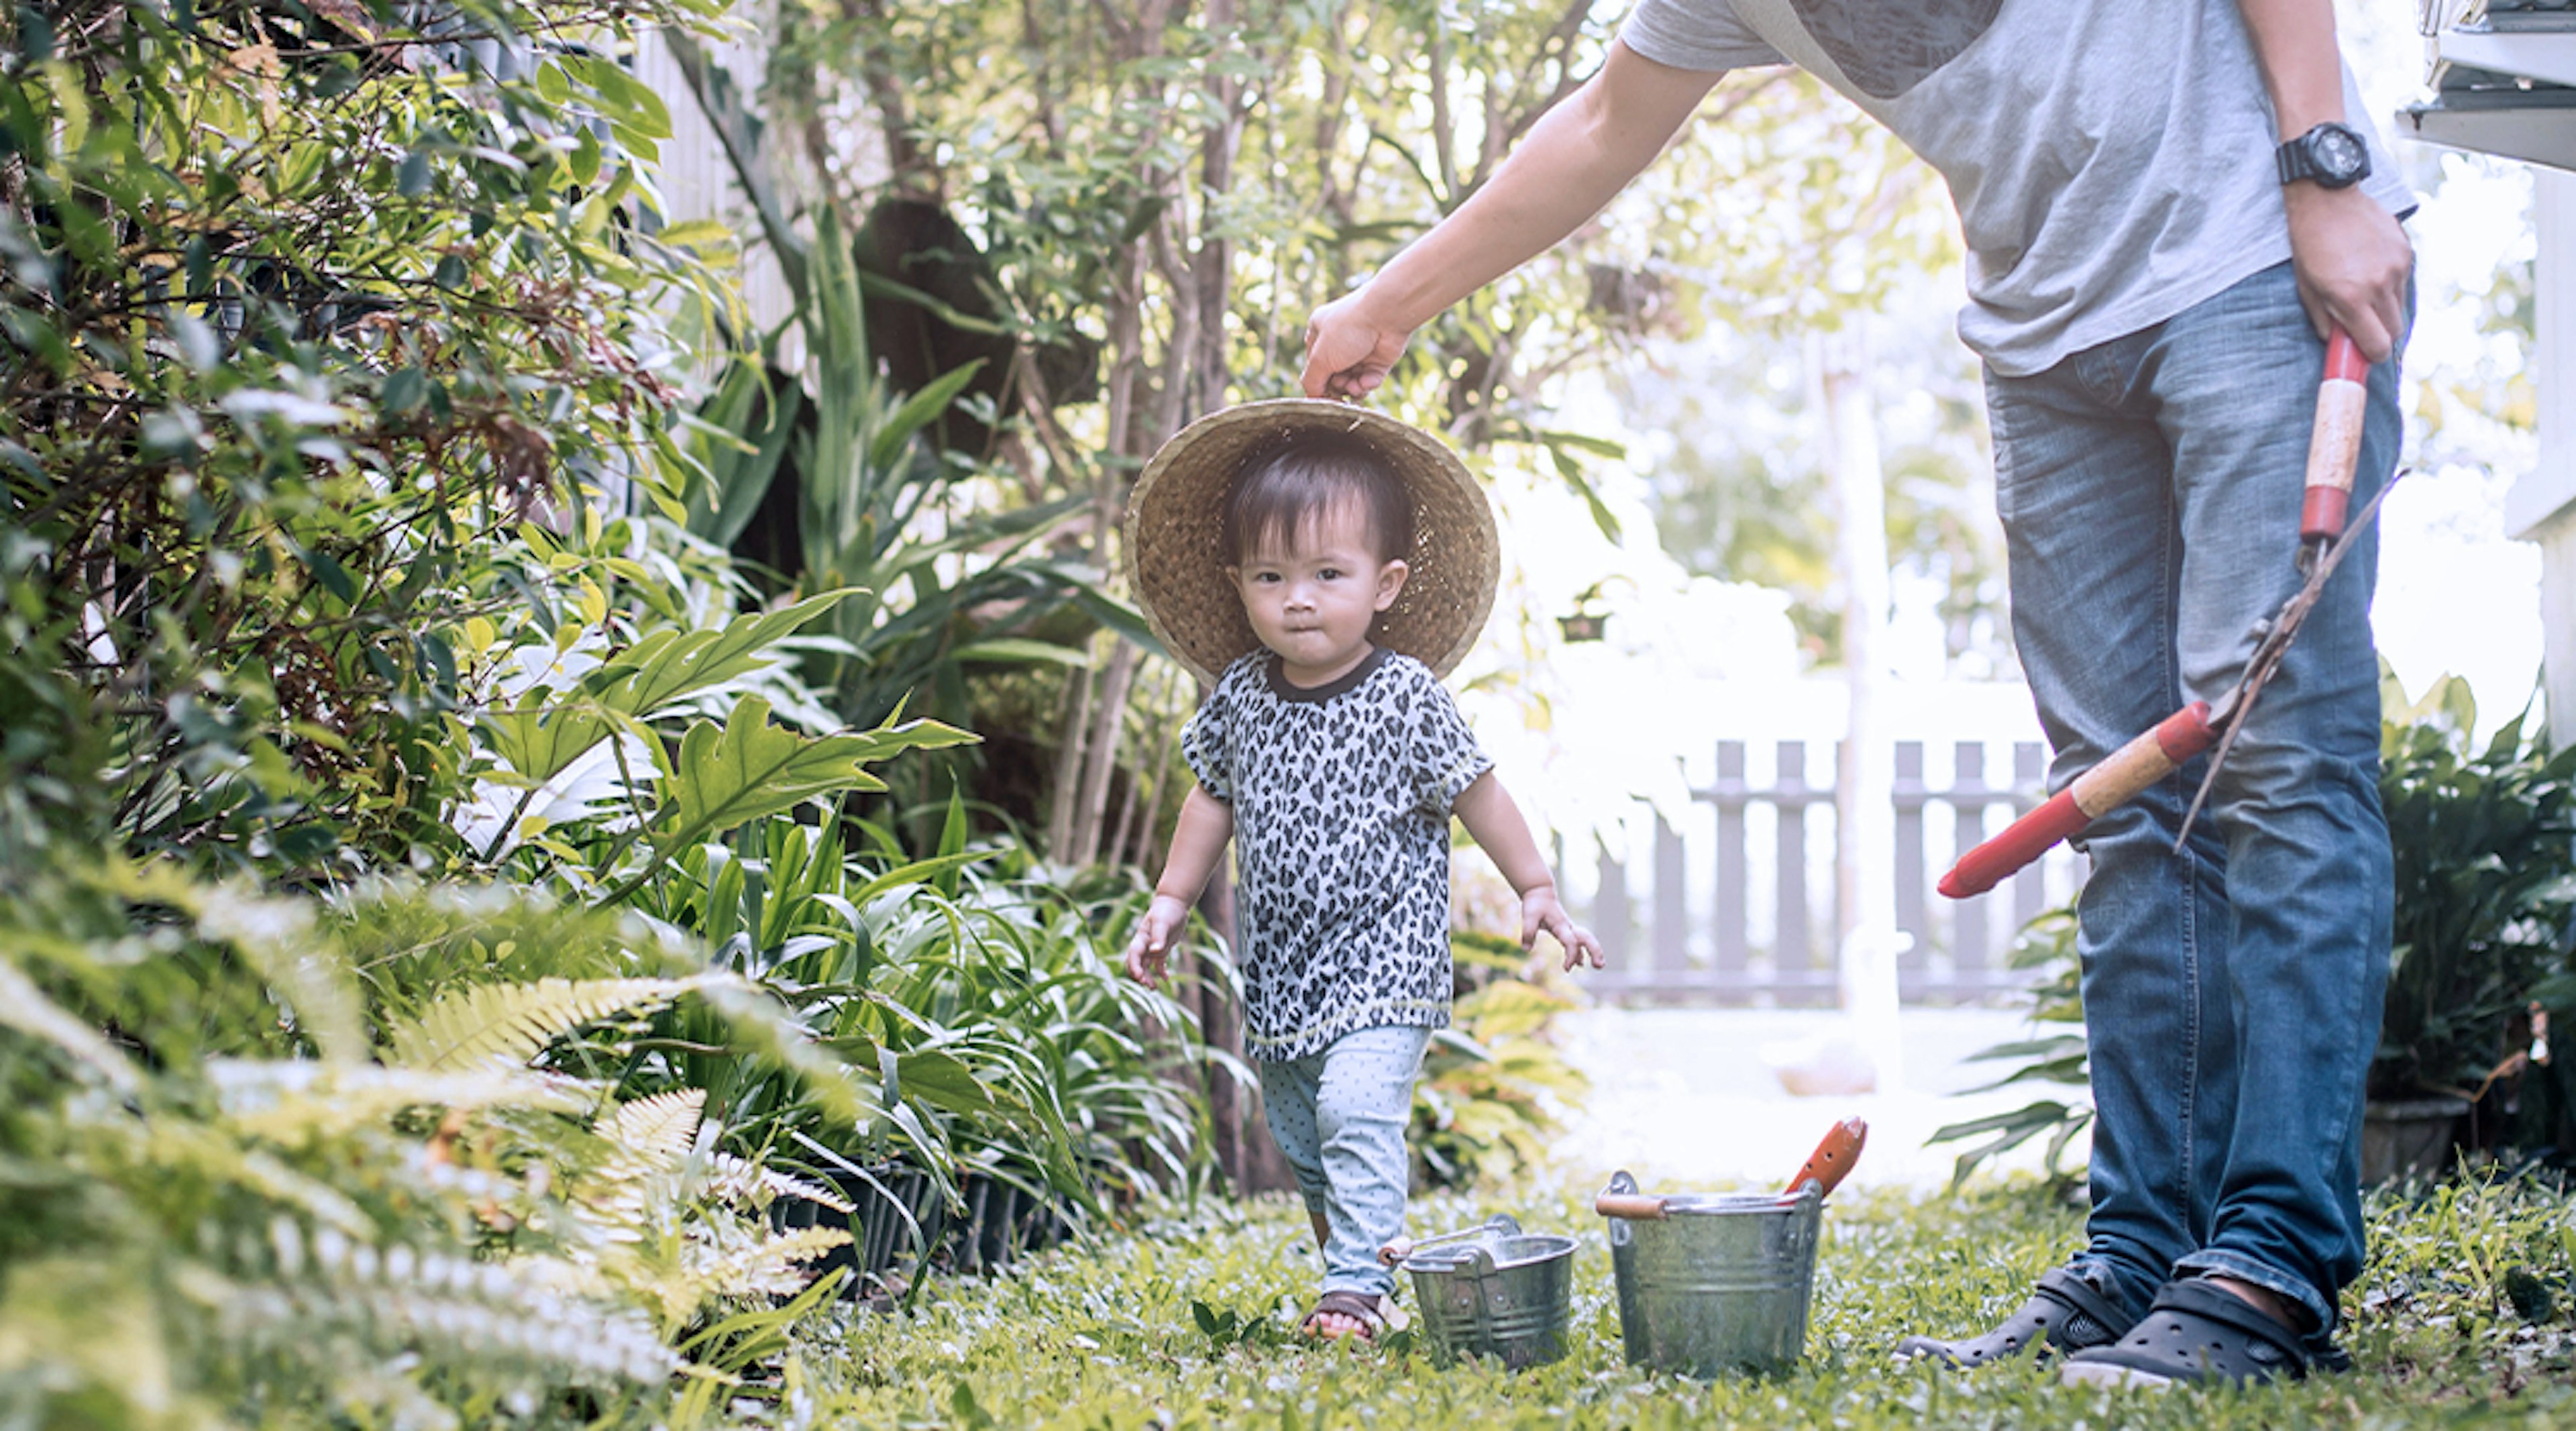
[1300,0,2414,1389]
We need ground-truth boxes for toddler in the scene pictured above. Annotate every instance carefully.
[1122,401,1602,1341]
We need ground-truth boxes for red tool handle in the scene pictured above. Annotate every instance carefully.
[1939,702,2220,899]
[1785,1116,1868,1199]
[2300,328,2370,546]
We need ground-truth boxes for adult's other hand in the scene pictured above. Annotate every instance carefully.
[2284,183,2412,364]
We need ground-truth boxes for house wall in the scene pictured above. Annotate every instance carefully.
[2506,168,2576,747]
[633,25,800,358]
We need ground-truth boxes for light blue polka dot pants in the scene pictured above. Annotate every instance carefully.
[1256,1024,1432,1300]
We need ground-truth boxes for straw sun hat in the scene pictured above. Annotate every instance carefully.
[1124,399,1499,688]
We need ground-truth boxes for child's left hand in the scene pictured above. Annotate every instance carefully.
[1520,886,1605,972]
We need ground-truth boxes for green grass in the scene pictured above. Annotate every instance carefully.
[784,1173,2576,1428]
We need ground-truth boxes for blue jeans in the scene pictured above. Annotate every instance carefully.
[1986,260,2404,1337]
[1257,1024,1430,1300]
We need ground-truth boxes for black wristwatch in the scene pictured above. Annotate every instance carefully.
[2275,121,2371,190]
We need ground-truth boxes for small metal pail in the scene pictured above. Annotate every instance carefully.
[1397,1214,1577,1369]
[1599,1170,1823,1377]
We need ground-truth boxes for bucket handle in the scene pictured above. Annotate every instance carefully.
[1592,1193,1669,1221]
[1595,1169,1667,1222]
[1379,1212,1520,1267]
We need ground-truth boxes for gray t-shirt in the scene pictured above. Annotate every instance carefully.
[1181,647,1493,1062]
[1621,0,2417,376]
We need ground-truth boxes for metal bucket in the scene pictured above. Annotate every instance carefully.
[1397,1214,1577,1369]
[1600,1170,1823,1377]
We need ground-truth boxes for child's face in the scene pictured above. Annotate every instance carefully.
[1228,495,1409,687]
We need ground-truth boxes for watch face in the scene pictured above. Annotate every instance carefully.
[2316,127,2365,180]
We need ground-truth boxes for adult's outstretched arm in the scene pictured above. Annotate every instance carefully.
[1300,40,1723,399]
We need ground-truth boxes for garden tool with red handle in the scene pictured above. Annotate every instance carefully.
[1590,1117,1869,1220]
[1938,329,2391,900]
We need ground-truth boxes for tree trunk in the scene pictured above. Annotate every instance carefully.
[1071,638,1140,867]
[1043,659,1093,861]
[1193,870,1295,1194]
[1819,324,1905,1090]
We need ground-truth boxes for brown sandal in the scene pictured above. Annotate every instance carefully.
[1299,1289,1389,1341]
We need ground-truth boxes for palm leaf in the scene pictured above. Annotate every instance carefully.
[659,694,975,849]
[591,590,854,720]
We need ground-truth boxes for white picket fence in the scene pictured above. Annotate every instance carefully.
[1562,710,2087,1006]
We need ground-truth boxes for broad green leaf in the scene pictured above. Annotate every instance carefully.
[895,1049,995,1117]
[847,850,992,904]
[867,359,985,471]
[592,590,853,719]
[661,695,975,848]
[656,218,732,250]
[482,701,620,788]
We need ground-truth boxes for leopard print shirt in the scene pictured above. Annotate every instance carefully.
[1181,646,1494,1062]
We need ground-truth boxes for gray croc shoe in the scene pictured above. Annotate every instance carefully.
[1894,1267,2135,1368]
[2058,1278,2310,1388]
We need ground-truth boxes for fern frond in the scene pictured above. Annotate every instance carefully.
[0,954,142,1093]
[96,859,368,1064]
[688,975,881,1126]
[574,1090,709,1243]
[684,1224,853,1302]
[603,1088,708,1169]
[144,1121,379,1238]
[209,1059,595,1139]
[703,1151,854,1215]
[386,975,706,1071]
[235,1222,677,1387]
[191,882,368,1064]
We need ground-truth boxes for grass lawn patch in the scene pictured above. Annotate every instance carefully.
[786,1173,2576,1429]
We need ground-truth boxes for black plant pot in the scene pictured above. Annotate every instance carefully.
[2360,1095,2472,1184]
[951,1175,1026,1275]
[772,1164,949,1299]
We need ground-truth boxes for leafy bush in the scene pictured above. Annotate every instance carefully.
[627,801,1230,1278]
[0,857,876,1428]
[0,0,736,874]
[1411,933,1591,1191]
[1925,904,2092,1191]
[1932,672,2576,1182]
[2375,675,2576,1106]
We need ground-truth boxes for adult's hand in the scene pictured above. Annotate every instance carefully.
[2284,182,2412,364]
[1301,290,1413,401]
[1295,41,1719,401]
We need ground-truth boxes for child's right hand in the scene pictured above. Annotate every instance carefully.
[1124,894,1191,988]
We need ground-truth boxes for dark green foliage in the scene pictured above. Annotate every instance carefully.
[0,0,735,874]
[1933,672,2576,1183]
[1925,904,2092,1190]
[2375,676,2576,1104]
[627,800,1228,1275]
